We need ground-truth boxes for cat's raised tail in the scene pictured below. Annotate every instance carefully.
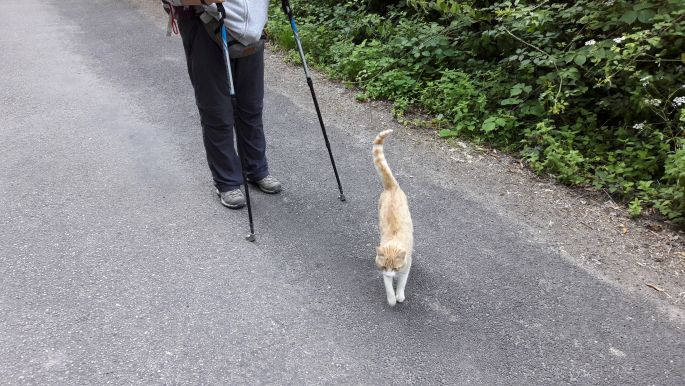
[373,129,398,190]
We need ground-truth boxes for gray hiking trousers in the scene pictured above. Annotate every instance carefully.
[177,14,269,192]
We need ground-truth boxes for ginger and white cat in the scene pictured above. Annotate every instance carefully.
[373,129,414,306]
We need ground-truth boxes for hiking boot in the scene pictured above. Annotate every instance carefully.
[248,175,282,194]
[215,188,246,209]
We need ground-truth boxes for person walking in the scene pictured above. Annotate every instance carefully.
[165,0,281,209]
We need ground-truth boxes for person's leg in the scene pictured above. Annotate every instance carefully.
[178,16,243,192]
[231,48,269,182]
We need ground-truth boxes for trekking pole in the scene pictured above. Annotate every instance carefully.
[280,0,346,202]
[217,4,256,242]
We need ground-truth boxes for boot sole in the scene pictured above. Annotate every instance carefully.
[220,199,246,209]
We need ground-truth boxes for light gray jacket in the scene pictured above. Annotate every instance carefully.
[201,1,270,46]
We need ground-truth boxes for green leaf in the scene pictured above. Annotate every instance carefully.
[481,121,497,133]
[633,3,653,11]
[596,48,609,60]
[681,53,685,64]
[621,10,637,24]
[527,104,545,117]
[439,129,457,138]
[638,9,655,23]
[574,54,587,66]
[500,98,522,106]
[628,198,642,218]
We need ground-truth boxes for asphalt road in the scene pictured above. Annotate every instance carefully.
[1,1,683,384]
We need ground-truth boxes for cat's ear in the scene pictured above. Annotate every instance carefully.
[397,249,407,261]
[376,246,384,256]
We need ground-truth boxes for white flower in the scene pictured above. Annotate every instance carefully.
[673,96,685,107]
[640,76,651,87]
[605,0,615,5]
[646,98,661,107]
[585,39,597,46]
[613,36,626,43]
[633,122,646,130]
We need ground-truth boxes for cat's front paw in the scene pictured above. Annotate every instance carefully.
[387,295,397,307]
[396,292,405,303]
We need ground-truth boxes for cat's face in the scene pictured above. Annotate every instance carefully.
[375,245,407,276]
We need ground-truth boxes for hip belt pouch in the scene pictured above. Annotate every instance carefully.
[200,0,269,58]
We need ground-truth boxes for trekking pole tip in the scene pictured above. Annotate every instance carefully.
[338,194,346,202]
[245,234,256,242]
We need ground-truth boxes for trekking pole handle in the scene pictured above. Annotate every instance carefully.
[216,2,226,18]
[215,3,236,96]
[281,0,293,18]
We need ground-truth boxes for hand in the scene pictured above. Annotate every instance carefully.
[281,0,292,16]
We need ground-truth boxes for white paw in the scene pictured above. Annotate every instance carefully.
[387,295,397,307]
[396,293,405,303]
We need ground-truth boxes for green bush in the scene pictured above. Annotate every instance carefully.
[657,141,685,221]
[420,70,488,136]
[268,0,685,224]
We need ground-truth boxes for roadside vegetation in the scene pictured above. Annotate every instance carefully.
[267,0,685,224]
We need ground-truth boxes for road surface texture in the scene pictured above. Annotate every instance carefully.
[1,1,683,384]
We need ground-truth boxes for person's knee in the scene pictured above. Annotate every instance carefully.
[235,101,263,123]
[199,105,234,130]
